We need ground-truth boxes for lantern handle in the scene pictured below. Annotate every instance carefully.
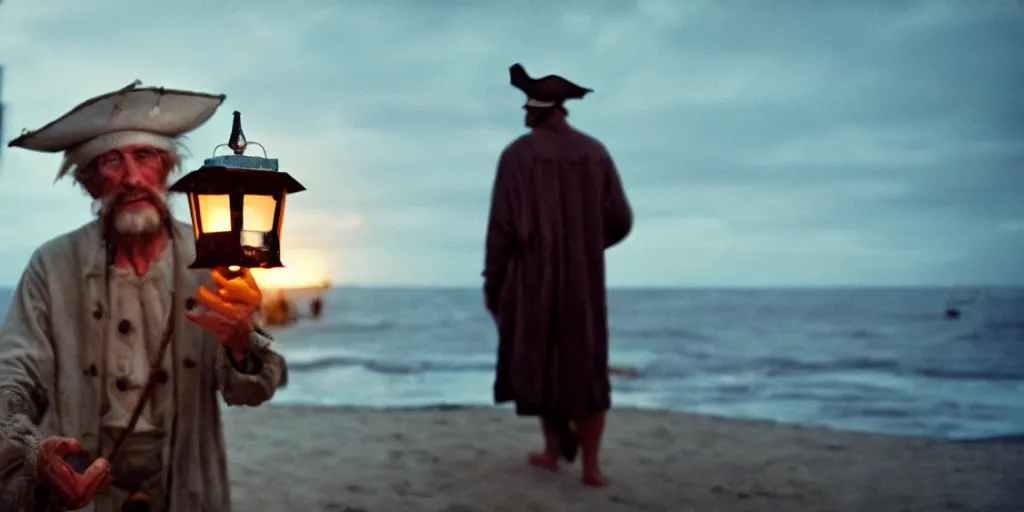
[211,141,269,160]
[208,110,275,169]
[227,111,246,154]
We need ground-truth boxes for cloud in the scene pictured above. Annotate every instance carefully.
[0,0,1021,287]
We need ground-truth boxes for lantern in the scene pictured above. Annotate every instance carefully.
[169,111,305,269]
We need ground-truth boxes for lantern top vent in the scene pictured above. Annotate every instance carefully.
[202,154,279,171]
[168,110,306,195]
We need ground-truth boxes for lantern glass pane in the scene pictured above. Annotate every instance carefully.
[241,231,268,248]
[243,194,277,232]
[198,194,232,233]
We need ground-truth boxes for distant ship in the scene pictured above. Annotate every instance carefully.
[260,279,331,327]
[944,287,982,320]
[247,249,331,326]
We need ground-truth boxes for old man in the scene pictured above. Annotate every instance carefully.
[0,82,286,511]
[483,64,633,487]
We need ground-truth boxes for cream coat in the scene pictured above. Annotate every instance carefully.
[0,220,286,511]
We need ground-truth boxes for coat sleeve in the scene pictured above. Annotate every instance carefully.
[602,156,633,249]
[0,251,55,509]
[214,325,287,407]
[482,152,518,315]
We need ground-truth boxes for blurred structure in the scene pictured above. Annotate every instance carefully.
[249,252,331,327]
[259,281,330,327]
[262,290,298,326]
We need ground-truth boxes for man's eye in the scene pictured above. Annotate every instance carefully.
[100,155,123,167]
[135,150,158,161]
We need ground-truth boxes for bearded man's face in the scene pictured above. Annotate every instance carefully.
[85,144,171,237]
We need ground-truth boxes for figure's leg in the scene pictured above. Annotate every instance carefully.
[577,410,609,486]
[527,417,561,471]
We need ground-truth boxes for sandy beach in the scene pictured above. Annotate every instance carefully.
[221,405,1023,512]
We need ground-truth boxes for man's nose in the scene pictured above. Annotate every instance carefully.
[121,158,147,187]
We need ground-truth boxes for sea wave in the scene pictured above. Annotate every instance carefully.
[282,350,1024,384]
[316,318,397,333]
[716,355,1024,382]
[286,354,495,374]
[611,326,715,342]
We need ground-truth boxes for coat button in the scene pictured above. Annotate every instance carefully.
[184,297,197,310]
[92,305,103,320]
[83,364,98,377]
[183,358,197,369]
[154,369,169,385]
[115,378,129,392]
[118,320,131,334]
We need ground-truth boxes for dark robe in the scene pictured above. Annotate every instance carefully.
[483,117,633,421]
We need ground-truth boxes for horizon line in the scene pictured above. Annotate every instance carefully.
[264,283,1021,291]
[0,283,1018,291]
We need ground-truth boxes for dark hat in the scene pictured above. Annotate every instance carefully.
[509,63,592,107]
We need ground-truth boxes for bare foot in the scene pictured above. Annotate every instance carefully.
[527,452,559,472]
[581,470,610,487]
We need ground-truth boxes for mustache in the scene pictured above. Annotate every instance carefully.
[96,186,172,232]
[99,186,166,214]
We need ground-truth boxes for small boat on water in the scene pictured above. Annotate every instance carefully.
[944,287,982,320]
[249,250,331,327]
[259,281,331,327]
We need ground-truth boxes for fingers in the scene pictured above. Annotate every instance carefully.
[53,459,110,509]
[77,458,112,498]
[211,268,262,306]
[232,267,260,289]
[214,275,262,306]
[36,441,111,510]
[185,310,252,351]
[39,461,77,494]
[185,306,235,334]
[185,309,231,333]
[40,436,80,458]
[191,274,259,350]
[194,286,246,321]
[38,459,81,506]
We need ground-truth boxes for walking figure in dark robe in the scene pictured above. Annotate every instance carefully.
[483,63,633,487]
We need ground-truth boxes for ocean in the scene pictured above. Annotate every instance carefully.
[0,286,1021,440]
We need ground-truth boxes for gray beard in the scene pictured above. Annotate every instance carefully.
[113,207,163,236]
[94,189,172,237]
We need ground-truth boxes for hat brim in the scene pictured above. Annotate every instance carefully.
[509,63,592,103]
[8,86,226,152]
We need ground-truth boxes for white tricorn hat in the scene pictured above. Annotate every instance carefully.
[6,80,226,182]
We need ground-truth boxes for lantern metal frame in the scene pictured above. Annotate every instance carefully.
[169,111,305,269]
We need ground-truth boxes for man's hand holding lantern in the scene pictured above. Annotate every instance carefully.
[186,267,263,361]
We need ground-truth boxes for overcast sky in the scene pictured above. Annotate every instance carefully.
[0,0,1021,288]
